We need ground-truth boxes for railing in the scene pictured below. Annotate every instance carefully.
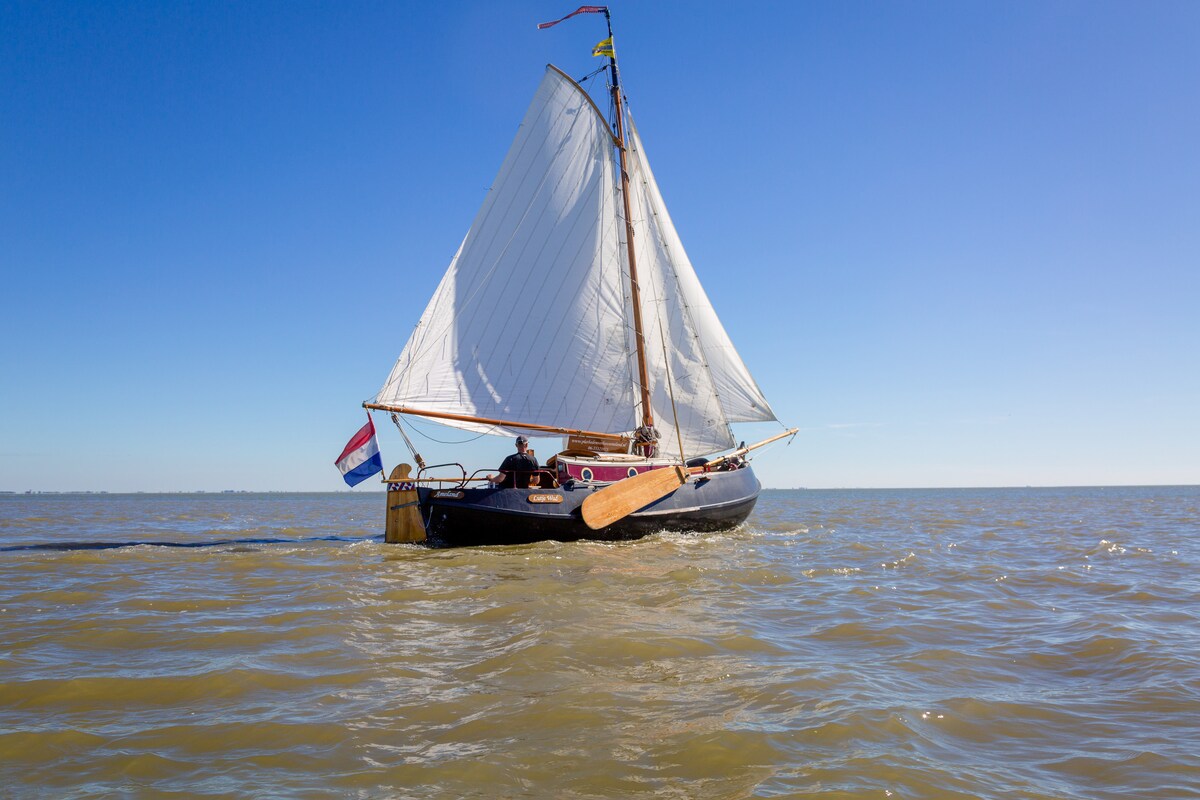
[467,468,559,489]
[417,462,468,485]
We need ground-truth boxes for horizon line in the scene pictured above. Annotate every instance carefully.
[3,483,1198,496]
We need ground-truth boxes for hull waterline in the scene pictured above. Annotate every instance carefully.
[417,466,761,547]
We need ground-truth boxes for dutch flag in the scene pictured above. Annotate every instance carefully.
[334,416,384,487]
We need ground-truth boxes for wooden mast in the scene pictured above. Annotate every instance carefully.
[603,10,655,431]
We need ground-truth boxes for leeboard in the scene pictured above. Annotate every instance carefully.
[385,464,427,543]
[580,466,687,530]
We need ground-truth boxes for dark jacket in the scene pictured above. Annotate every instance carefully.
[497,452,539,488]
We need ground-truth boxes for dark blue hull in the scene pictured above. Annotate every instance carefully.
[418,467,761,547]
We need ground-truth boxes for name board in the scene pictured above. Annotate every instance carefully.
[528,494,563,504]
[431,490,465,500]
[566,433,631,454]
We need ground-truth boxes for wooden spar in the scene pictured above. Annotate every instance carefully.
[362,402,621,440]
[603,10,654,431]
[696,428,800,470]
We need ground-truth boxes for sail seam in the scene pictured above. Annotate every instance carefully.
[378,68,640,437]
[397,73,593,381]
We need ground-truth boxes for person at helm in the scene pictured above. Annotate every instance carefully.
[489,435,539,488]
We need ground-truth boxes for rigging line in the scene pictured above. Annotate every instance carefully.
[609,163,639,424]
[404,414,499,445]
[628,113,775,421]
[656,299,687,464]
[635,233,727,452]
[390,413,426,470]
[627,115,734,440]
[577,64,607,84]
[744,432,797,462]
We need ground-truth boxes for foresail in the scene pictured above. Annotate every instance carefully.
[624,113,777,458]
[375,67,637,438]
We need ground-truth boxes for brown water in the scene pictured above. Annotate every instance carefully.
[2,487,1198,798]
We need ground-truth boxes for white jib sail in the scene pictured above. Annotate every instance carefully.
[625,113,777,427]
[375,65,776,457]
[620,114,776,458]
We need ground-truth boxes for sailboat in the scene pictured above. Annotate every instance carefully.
[362,8,795,546]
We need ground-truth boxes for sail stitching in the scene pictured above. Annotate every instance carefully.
[462,85,623,427]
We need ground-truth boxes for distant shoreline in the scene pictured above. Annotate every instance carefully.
[3,485,1197,496]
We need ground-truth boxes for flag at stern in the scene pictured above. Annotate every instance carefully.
[335,416,384,487]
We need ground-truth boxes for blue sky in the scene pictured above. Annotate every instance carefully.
[2,1,1197,492]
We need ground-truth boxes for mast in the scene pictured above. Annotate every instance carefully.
[603,9,655,431]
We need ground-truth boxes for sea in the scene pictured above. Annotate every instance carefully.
[1,486,1197,799]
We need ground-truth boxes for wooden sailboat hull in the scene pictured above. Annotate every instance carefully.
[416,466,761,547]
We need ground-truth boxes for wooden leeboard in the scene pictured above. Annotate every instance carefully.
[384,464,426,544]
[580,466,687,530]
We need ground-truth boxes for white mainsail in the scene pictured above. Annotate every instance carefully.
[374,65,775,457]
[376,66,635,437]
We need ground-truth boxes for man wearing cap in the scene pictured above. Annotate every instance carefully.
[489,435,540,488]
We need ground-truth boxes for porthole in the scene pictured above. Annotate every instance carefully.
[627,467,638,477]
[581,467,594,481]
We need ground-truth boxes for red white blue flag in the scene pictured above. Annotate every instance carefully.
[334,416,383,487]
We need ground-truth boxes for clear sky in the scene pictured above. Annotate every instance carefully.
[2,1,1197,492]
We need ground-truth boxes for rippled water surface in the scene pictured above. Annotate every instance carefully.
[2,487,1198,798]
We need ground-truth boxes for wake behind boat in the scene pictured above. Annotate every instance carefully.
[344,7,795,546]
